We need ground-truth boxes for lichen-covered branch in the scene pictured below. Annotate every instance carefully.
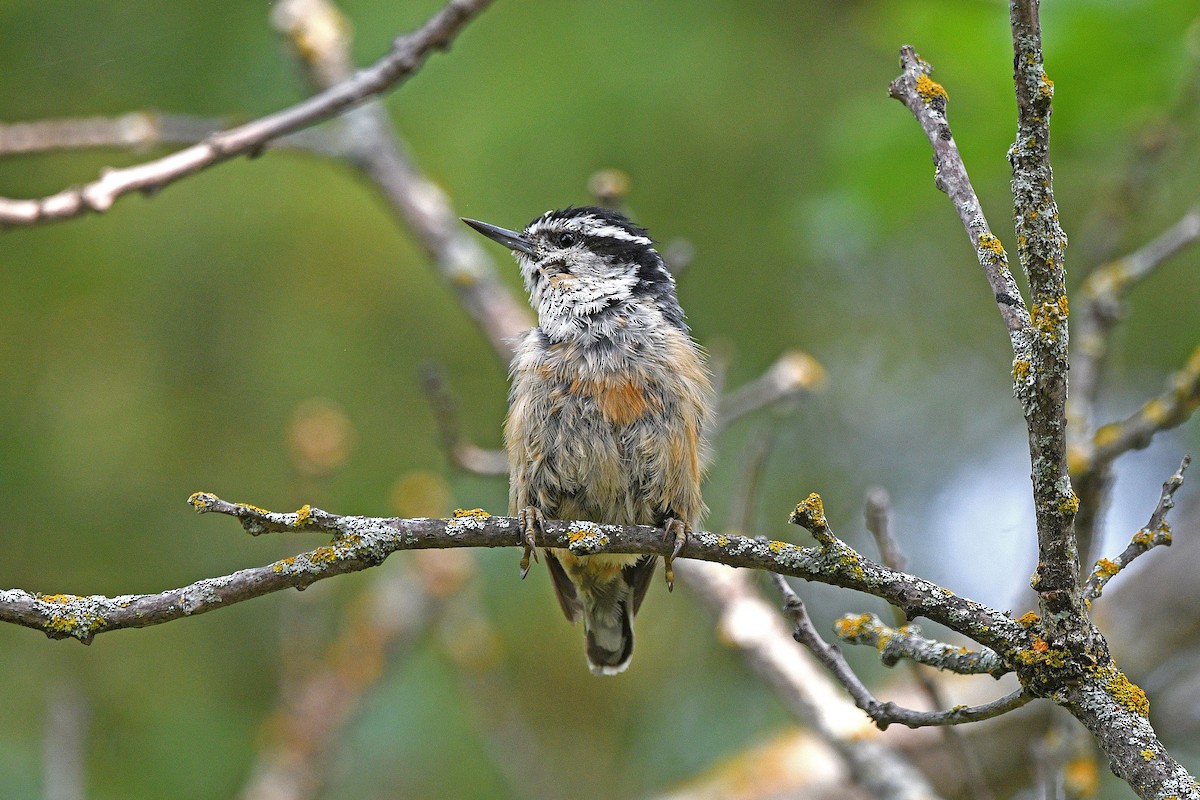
[888,46,1031,341]
[0,0,495,227]
[773,576,1030,729]
[1007,0,1082,640]
[1083,457,1189,602]
[833,612,1009,678]
[0,492,1028,657]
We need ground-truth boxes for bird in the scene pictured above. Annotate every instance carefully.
[462,206,713,675]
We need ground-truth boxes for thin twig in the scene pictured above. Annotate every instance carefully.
[726,427,775,534]
[863,488,998,800]
[1083,456,1190,601]
[773,575,1029,730]
[271,0,529,363]
[681,561,943,800]
[418,363,508,475]
[1088,347,1200,467]
[716,350,827,432]
[0,0,496,227]
[0,112,346,159]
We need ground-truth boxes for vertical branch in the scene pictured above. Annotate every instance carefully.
[1007,0,1082,637]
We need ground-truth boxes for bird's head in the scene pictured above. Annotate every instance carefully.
[462,206,685,342]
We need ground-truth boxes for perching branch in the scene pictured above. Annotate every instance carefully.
[0,492,1029,654]
[1083,456,1190,601]
[0,0,495,227]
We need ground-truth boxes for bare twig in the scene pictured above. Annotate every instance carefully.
[681,561,944,800]
[1068,211,1200,564]
[271,0,530,363]
[239,561,448,800]
[862,489,998,800]
[716,350,827,432]
[0,0,495,228]
[418,363,508,475]
[1088,346,1200,467]
[773,575,1029,729]
[1083,457,1190,601]
[43,682,88,800]
[1071,207,1200,439]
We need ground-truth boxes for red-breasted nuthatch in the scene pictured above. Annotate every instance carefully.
[463,207,712,675]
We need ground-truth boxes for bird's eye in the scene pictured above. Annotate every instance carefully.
[556,232,576,248]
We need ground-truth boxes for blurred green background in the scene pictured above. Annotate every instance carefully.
[1,1,1198,798]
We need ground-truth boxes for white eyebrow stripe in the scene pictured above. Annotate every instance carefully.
[581,223,652,244]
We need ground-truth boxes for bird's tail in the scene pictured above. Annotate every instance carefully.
[583,596,635,676]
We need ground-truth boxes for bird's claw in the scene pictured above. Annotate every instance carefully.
[518,506,543,579]
[663,518,688,592]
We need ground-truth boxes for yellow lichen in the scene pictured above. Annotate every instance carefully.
[1030,296,1069,337]
[1093,424,1120,450]
[837,549,866,581]
[978,233,1006,258]
[1058,490,1079,515]
[1141,749,1156,762]
[1015,611,1040,628]
[272,556,297,573]
[1016,635,1067,669]
[187,491,216,510]
[768,540,787,553]
[452,508,490,520]
[1013,360,1031,383]
[38,594,79,605]
[235,502,270,516]
[1141,397,1169,425]
[1039,72,1054,98]
[792,493,826,529]
[294,504,313,526]
[1094,666,1150,717]
[916,73,948,104]
[833,613,873,639]
[1095,558,1119,577]
[716,535,729,547]
[309,546,339,565]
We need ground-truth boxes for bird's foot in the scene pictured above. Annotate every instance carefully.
[662,518,688,592]
[517,506,543,579]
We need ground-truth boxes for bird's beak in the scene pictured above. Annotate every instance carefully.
[461,217,537,256]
